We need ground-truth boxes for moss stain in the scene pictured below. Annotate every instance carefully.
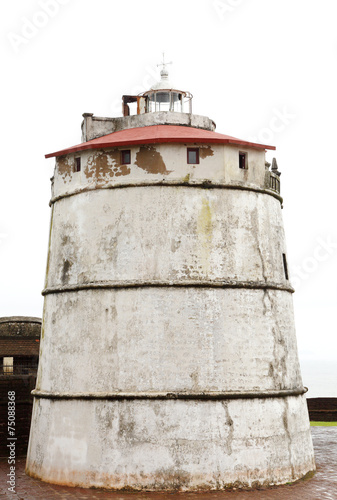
[198,198,212,239]
[61,259,73,285]
[197,198,213,273]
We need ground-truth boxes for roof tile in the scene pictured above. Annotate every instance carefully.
[46,124,275,158]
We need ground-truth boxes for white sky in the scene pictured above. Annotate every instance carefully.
[1,0,337,377]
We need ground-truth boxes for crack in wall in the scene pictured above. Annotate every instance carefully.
[251,197,268,283]
[283,398,295,479]
[221,401,234,456]
[268,292,288,389]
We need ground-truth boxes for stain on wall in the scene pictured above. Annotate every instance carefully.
[199,146,214,159]
[85,150,130,183]
[61,259,73,285]
[58,224,78,285]
[57,156,73,183]
[198,198,213,240]
[135,146,171,175]
[197,198,213,274]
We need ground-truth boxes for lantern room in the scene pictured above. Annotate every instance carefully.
[143,64,192,113]
[122,59,192,116]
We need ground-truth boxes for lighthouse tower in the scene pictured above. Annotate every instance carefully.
[26,63,315,490]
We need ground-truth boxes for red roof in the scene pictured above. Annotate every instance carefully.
[45,125,275,158]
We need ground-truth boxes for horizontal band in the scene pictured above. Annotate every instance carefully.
[42,280,294,296]
[32,388,307,401]
[50,181,283,206]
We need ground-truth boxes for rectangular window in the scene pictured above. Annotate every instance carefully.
[282,253,289,280]
[239,152,247,169]
[121,150,131,165]
[187,148,199,164]
[75,157,81,172]
[3,357,13,375]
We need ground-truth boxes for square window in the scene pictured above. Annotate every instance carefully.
[75,157,81,172]
[187,148,199,164]
[121,150,131,165]
[239,152,247,169]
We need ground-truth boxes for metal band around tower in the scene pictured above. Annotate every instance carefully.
[42,280,294,296]
[50,181,283,206]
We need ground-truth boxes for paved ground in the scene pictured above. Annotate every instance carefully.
[1,427,336,499]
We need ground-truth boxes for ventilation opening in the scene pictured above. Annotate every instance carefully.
[239,152,247,169]
[282,253,289,280]
[75,157,81,172]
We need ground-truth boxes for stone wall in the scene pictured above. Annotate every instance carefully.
[0,317,41,337]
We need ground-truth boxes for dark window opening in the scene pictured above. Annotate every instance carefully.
[75,157,81,172]
[239,152,247,169]
[282,253,289,280]
[121,150,131,165]
[187,148,199,164]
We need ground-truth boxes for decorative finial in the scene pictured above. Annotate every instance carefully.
[271,158,281,177]
[157,52,172,80]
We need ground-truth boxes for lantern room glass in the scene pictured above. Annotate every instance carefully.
[146,90,192,113]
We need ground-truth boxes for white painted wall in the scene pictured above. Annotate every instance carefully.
[27,115,314,490]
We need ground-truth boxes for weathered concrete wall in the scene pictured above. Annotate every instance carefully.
[52,144,271,203]
[46,188,287,289]
[81,112,216,142]
[27,126,314,490]
[27,396,314,490]
[0,317,41,337]
[36,288,301,395]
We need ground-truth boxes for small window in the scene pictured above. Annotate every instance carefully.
[3,357,13,375]
[239,152,247,169]
[187,148,199,164]
[121,150,131,165]
[75,157,81,172]
[282,253,289,280]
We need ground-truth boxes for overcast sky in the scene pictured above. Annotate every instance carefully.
[1,1,337,382]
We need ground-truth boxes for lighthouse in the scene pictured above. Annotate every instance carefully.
[26,62,315,490]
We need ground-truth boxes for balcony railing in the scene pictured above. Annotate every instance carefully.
[266,171,281,194]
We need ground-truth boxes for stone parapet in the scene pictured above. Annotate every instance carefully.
[81,112,216,142]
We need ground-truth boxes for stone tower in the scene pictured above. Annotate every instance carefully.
[26,65,315,490]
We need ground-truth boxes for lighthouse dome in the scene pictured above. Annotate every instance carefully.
[149,66,175,91]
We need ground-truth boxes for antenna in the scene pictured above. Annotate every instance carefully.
[157,52,172,77]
